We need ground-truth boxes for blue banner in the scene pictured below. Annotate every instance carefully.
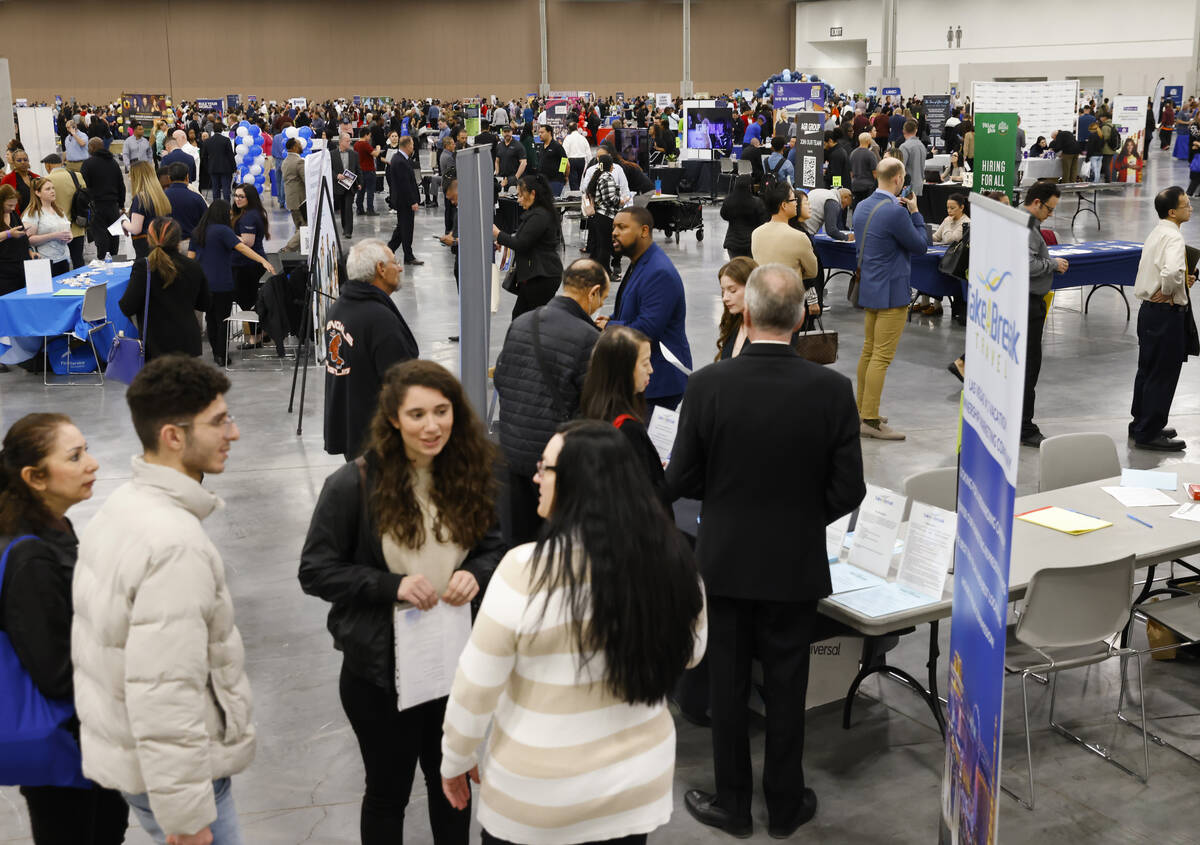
[941,197,1029,845]
[772,82,826,110]
[195,98,222,115]
[1164,85,1184,106]
[226,94,240,113]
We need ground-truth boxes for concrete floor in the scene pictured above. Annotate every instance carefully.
[4,150,1200,843]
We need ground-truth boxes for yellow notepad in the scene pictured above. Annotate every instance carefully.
[1016,506,1112,535]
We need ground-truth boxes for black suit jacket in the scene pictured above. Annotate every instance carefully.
[386,152,420,209]
[665,343,865,602]
[329,148,361,197]
[204,133,236,176]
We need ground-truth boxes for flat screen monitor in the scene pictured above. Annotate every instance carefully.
[685,108,734,157]
[613,128,650,173]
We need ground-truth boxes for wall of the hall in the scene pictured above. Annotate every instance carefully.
[0,0,794,103]
[796,0,1198,98]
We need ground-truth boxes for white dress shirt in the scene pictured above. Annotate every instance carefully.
[1134,218,1188,305]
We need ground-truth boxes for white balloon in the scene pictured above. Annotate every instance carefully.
[285,126,299,139]
[254,155,266,168]
[236,126,249,137]
[249,164,263,176]
[234,154,244,165]
[235,144,248,155]
[242,173,255,183]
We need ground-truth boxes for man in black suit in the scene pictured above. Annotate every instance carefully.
[666,262,865,840]
[328,132,361,239]
[386,135,423,265]
[203,122,237,202]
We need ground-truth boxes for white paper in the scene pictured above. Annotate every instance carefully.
[829,562,886,595]
[393,602,472,711]
[23,258,53,295]
[846,484,906,577]
[299,225,311,256]
[896,503,956,600]
[646,406,679,465]
[1100,486,1178,508]
[107,214,130,237]
[1120,469,1178,491]
[1169,503,1200,523]
[827,582,941,618]
[825,513,852,563]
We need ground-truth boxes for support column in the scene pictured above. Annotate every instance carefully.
[0,60,13,168]
[681,0,694,98]
[1191,3,1200,101]
[880,0,899,87]
[539,0,550,97]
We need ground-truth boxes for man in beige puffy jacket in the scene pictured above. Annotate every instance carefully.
[72,355,254,845]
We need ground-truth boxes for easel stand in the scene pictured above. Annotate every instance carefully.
[287,182,344,435]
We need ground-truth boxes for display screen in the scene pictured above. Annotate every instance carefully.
[685,108,734,156]
[614,128,650,173]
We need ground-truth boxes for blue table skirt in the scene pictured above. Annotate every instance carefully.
[814,236,1142,300]
[0,264,136,364]
[1174,130,1190,160]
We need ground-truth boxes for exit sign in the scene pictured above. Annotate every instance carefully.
[830,26,843,36]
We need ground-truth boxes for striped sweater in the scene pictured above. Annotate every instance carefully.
[441,542,707,845]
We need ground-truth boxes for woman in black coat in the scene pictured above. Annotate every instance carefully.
[0,413,129,844]
[492,173,563,319]
[719,175,768,259]
[119,217,210,361]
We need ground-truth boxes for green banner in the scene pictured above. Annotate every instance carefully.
[971,112,1018,202]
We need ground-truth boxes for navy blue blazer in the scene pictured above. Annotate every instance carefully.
[610,243,692,399]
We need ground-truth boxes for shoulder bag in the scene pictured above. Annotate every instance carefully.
[937,222,971,280]
[0,535,91,789]
[107,263,150,384]
[792,316,839,365]
[847,200,887,307]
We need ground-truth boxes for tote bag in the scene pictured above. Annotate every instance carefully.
[107,264,150,384]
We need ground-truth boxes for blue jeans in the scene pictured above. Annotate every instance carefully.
[357,170,377,213]
[123,777,243,845]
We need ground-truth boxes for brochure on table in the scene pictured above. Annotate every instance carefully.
[846,484,905,577]
[1120,468,1177,490]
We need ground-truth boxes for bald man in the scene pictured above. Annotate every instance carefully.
[161,130,198,186]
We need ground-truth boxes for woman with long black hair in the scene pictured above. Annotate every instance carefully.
[119,217,210,360]
[231,183,271,311]
[441,420,706,845]
[492,173,563,318]
[0,413,129,844]
[300,360,504,845]
[719,175,768,260]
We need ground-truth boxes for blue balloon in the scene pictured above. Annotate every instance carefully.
[248,124,261,136]
[298,126,313,139]
[239,120,250,129]
[248,145,263,157]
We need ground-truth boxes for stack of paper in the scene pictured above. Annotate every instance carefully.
[1170,503,1200,523]
[1120,469,1177,490]
[1100,486,1177,508]
[1016,506,1111,535]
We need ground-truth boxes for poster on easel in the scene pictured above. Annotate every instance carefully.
[304,149,340,360]
[1111,94,1147,170]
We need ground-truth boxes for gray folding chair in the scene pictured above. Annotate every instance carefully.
[43,282,108,386]
[1000,554,1145,810]
[901,466,958,521]
[1037,432,1120,492]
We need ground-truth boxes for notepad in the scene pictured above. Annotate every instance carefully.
[1016,506,1112,535]
[1121,469,1178,491]
[51,288,88,297]
[1101,486,1178,508]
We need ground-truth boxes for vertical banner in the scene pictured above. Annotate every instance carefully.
[304,149,340,357]
[940,195,1030,845]
[1111,94,1146,159]
[795,111,824,191]
[226,94,240,113]
[15,108,57,173]
[971,113,1018,202]
[925,95,952,151]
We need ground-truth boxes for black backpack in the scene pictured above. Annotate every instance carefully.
[1103,122,1121,152]
[66,170,92,229]
[762,156,787,192]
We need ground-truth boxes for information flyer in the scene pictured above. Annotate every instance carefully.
[924,95,951,151]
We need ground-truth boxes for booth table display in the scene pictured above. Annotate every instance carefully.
[0,264,135,365]
[1020,156,1062,184]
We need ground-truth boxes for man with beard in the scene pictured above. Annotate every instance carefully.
[599,206,692,411]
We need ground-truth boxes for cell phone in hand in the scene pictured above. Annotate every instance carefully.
[901,186,912,198]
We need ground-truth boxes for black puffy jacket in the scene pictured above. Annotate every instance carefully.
[298,455,505,690]
[494,296,600,475]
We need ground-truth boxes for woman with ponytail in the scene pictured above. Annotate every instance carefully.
[119,216,210,360]
[0,414,129,844]
[440,420,706,845]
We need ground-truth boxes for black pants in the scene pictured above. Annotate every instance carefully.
[851,187,873,209]
[206,290,236,364]
[589,213,614,273]
[1143,131,1152,161]
[210,172,232,203]
[50,259,70,277]
[1130,302,1186,443]
[1021,294,1047,438]
[91,203,120,260]
[19,783,129,845]
[483,831,646,845]
[234,263,264,311]
[389,207,416,261]
[339,664,469,845]
[1188,173,1200,197]
[504,469,543,547]
[1161,128,1174,150]
[512,274,560,319]
[1099,153,1113,182]
[568,158,586,191]
[335,190,355,237]
[68,235,85,269]
[707,596,817,822]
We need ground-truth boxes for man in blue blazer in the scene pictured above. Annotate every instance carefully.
[852,156,929,440]
[603,206,692,410]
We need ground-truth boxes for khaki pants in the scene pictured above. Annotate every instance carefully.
[283,208,305,253]
[1059,154,1079,183]
[856,306,907,420]
[65,160,84,173]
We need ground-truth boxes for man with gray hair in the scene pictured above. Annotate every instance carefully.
[667,262,864,840]
[323,238,418,459]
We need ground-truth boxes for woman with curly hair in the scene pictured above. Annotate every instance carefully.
[299,359,505,845]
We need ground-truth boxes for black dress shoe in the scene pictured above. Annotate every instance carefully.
[684,790,751,839]
[1163,427,1178,439]
[1020,431,1046,447]
[769,788,818,839]
[404,258,424,266]
[1135,435,1187,452]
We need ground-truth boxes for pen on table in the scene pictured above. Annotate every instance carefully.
[1127,513,1154,529]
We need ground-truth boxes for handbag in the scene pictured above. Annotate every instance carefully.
[0,536,91,789]
[937,223,970,280]
[107,263,150,384]
[847,200,887,307]
[792,317,839,365]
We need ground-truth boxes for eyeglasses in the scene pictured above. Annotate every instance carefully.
[785,197,798,205]
[173,413,237,432]
[534,459,557,478]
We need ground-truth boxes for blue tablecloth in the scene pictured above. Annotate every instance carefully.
[814,236,1142,300]
[0,264,136,364]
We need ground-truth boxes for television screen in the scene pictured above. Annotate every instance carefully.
[685,108,734,156]
[614,128,650,173]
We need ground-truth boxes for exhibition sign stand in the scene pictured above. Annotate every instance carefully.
[971,113,1018,203]
[456,144,494,418]
[939,194,1030,845]
[925,95,952,151]
[794,111,824,191]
